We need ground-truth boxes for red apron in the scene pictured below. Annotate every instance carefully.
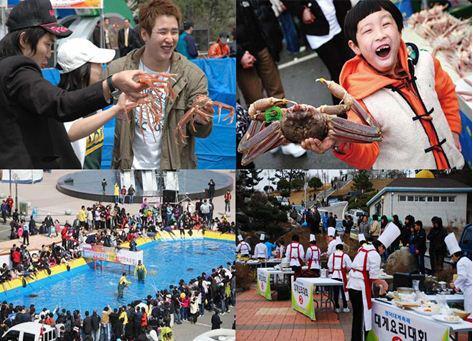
[351,248,375,309]
[332,253,348,293]
[307,246,320,269]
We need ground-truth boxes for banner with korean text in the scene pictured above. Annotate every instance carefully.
[291,277,315,320]
[81,244,144,266]
[367,301,450,341]
[256,269,271,300]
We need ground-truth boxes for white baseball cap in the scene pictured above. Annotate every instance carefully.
[57,38,116,74]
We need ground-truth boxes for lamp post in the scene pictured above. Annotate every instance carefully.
[390,192,394,217]
[381,195,385,216]
[13,173,18,212]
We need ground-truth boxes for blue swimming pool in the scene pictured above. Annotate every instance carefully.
[0,239,234,313]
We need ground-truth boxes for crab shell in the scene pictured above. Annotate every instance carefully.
[280,107,329,143]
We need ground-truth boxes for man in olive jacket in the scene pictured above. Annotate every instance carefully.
[107,0,212,170]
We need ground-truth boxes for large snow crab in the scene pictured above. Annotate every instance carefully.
[128,73,234,143]
[237,79,382,166]
[176,94,235,144]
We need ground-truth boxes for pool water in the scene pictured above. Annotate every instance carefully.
[0,239,234,313]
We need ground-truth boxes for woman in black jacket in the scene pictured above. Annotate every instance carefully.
[0,0,146,169]
[427,216,448,274]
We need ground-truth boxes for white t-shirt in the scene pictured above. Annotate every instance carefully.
[132,60,169,169]
[306,0,342,50]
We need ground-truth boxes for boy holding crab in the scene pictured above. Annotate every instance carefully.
[301,0,464,170]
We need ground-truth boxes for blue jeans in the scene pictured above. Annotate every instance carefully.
[174,311,182,324]
[279,11,299,54]
[100,324,110,341]
[199,303,204,316]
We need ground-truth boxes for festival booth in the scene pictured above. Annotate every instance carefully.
[368,297,471,341]
[256,267,294,301]
[290,276,343,321]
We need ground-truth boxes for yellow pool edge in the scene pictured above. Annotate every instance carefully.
[0,258,86,293]
[0,232,235,293]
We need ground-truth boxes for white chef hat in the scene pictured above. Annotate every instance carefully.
[335,236,343,245]
[237,235,243,242]
[378,222,400,249]
[328,227,335,237]
[310,234,316,242]
[358,233,366,242]
[444,233,461,256]
[260,234,265,241]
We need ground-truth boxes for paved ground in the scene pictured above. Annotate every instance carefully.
[237,284,351,341]
[173,305,235,340]
[237,284,471,341]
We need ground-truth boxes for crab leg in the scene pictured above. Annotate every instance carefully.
[213,102,235,124]
[317,78,381,129]
[238,121,265,153]
[328,116,382,142]
[240,121,287,166]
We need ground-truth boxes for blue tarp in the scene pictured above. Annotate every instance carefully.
[42,57,236,169]
[459,111,472,168]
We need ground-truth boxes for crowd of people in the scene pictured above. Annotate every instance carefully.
[0,263,236,340]
[0,189,235,339]
[238,219,470,340]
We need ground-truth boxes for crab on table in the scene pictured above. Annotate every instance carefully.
[175,94,235,144]
[237,78,382,166]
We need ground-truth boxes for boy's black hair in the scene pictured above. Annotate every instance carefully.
[344,0,403,45]
[336,243,344,251]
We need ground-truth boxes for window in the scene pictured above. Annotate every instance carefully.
[407,196,414,201]
[449,196,455,202]
[433,196,439,202]
[441,196,448,202]
[427,196,433,202]
[24,333,35,341]
[418,196,426,202]
[3,330,20,340]
[399,196,406,202]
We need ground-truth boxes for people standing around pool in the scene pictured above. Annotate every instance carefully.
[117,272,132,299]
[135,260,147,283]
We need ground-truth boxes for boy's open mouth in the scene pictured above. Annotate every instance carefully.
[375,44,391,58]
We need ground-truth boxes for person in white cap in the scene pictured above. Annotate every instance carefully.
[326,227,337,257]
[348,222,400,341]
[236,235,251,261]
[305,234,321,276]
[285,234,305,276]
[358,233,367,251]
[445,232,471,313]
[253,234,268,261]
[56,38,144,169]
[328,241,352,313]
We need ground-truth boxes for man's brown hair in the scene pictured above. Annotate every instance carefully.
[139,0,182,35]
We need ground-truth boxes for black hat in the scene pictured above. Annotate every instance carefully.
[6,0,72,38]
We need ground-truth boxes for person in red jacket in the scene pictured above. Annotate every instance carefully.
[301,0,463,170]
[208,34,230,58]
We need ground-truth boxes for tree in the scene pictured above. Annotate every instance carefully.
[352,171,374,194]
[237,169,263,192]
[291,178,304,191]
[128,0,235,45]
[276,179,290,192]
[274,169,306,192]
[308,177,323,190]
